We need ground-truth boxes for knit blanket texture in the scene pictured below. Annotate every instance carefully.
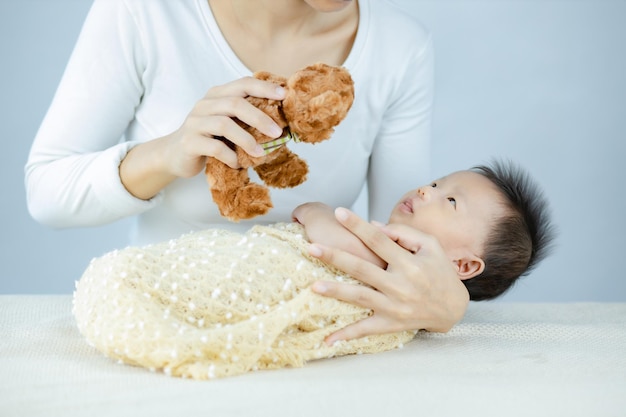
[73,223,414,379]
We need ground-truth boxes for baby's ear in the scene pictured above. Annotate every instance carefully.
[454,256,485,280]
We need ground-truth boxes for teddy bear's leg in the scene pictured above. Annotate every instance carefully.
[205,157,273,221]
[254,147,309,189]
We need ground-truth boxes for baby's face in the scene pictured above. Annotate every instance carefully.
[388,170,506,258]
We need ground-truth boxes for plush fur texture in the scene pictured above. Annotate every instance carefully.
[205,63,355,221]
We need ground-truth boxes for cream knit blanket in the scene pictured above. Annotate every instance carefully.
[73,223,414,379]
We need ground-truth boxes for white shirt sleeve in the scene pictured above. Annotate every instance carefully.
[25,0,161,228]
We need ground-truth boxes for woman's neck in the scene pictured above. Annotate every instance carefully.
[225,0,356,40]
[208,0,358,76]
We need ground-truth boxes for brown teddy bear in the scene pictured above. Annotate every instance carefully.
[205,63,355,221]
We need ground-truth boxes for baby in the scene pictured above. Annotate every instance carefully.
[73,159,554,379]
[295,159,555,301]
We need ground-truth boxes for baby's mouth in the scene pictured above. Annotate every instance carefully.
[402,199,413,213]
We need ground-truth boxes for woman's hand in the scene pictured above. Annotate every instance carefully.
[120,77,286,200]
[308,207,470,344]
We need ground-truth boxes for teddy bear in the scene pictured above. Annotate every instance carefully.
[204,63,355,222]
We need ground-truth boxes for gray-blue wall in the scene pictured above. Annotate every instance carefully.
[2,0,624,302]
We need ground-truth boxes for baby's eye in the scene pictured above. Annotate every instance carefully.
[448,197,456,208]
[431,182,437,188]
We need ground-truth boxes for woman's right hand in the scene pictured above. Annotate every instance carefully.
[308,208,469,342]
[119,76,286,200]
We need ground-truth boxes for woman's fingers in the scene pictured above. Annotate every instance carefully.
[203,77,286,142]
[196,95,281,143]
[323,208,409,284]
[166,76,288,175]
[206,75,285,102]
[308,238,392,294]
[311,277,402,345]
[377,222,443,257]
[311,279,388,310]
[185,112,259,165]
[324,315,395,345]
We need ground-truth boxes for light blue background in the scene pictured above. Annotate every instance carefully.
[1,0,624,301]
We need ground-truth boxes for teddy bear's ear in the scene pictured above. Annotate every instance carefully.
[283,64,354,143]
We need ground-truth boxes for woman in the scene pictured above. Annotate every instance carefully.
[25,0,468,342]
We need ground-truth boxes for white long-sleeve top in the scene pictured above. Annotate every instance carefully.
[25,0,433,246]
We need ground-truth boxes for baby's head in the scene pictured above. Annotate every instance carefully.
[388,159,555,301]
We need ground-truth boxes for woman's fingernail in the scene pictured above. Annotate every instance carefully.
[270,124,283,137]
[253,144,265,156]
[335,207,349,221]
[308,244,322,257]
[312,281,327,293]
[275,86,285,98]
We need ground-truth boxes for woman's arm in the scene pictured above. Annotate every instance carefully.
[25,0,285,226]
[25,0,150,227]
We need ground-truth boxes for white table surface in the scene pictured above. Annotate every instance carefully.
[1,295,625,417]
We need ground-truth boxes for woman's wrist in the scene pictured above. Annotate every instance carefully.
[119,137,178,200]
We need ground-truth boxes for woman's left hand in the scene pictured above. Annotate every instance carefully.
[308,207,470,344]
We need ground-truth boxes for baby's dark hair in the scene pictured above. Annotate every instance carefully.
[462,159,556,301]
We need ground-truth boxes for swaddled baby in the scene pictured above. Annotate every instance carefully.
[73,222,413,379]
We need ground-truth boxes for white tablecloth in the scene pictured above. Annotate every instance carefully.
[1,295,625,417]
